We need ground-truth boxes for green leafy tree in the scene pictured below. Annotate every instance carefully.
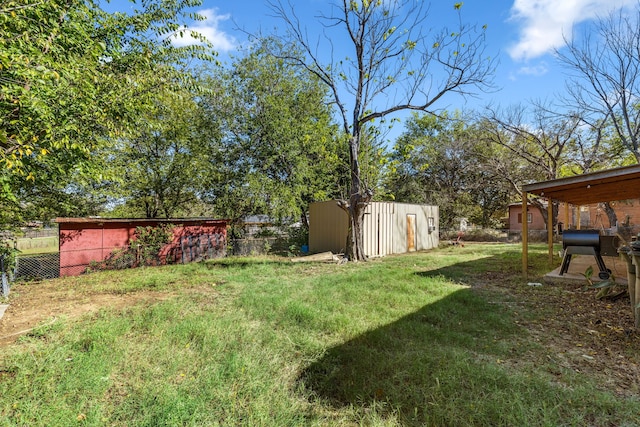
[0,0,102,174]
[202,39,347,227]
[269,0,496,260]
[102,75,218,218]
[0,0,215,228]
[385,112,511,229]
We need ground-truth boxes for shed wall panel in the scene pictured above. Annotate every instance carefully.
[363,202,395,257]
[309,201,438,257]
[309,201,348,254]
[58,219,227,276]
[381,203,439,254]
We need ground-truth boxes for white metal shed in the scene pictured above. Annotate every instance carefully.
[309,201,439,257]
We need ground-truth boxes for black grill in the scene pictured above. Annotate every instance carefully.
[560,229,611,279]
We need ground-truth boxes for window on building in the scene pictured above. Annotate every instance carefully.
[517,213,533,224]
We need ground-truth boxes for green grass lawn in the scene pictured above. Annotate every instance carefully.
[1,244,638,426]
[15,236,59,255]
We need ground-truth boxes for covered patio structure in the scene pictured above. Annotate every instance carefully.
[521,164,640,326]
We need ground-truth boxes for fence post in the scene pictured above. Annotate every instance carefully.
[1,255,9,297]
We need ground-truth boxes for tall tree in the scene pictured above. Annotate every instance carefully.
[102,75,217,218]
[0,0,215,227]
[557,6,640,163]
[482,104,585,227]
[483,102,628,228]
[202,39,346,227]
[268,0,495,260]
[386,112,512,229]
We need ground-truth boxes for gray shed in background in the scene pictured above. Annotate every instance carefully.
[309,201,439,257]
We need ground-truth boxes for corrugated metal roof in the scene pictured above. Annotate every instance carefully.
[55,217,228,224]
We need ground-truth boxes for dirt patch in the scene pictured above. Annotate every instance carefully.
[0,280,175,346]
[481,275,640,397]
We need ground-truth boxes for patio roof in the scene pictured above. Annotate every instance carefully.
[521,164,640,327]
[522,164,640,205]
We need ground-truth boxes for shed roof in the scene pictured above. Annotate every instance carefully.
[55,217,228,224]
[522,164,640,205]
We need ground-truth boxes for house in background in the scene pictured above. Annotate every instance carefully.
[508,203,547,233]
[583,200,640,230]
[309,201,439,257]
[56,218,228,276]
[508,199,640,235]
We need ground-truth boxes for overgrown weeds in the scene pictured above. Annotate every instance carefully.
[0,244,639,426]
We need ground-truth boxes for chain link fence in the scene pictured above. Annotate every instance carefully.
[21,228,58,239]
[227,238,296,256]
[14,253,60,281]
[0,236,303,292]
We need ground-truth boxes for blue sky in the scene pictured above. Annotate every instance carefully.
[109,0,638,137]
[170,0,635,108]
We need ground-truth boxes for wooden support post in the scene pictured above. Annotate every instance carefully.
[548,199,554,264]
[522,192,528,278]
[632,252,640,329]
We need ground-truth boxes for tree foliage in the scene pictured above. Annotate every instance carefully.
[269,0,496,259]
[0,0,215,228]
[201,39,347,226]
[102,77,217,218]
[557,6,640,163]
[386,112,512,229]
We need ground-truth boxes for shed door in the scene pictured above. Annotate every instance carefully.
[407,214,417,252]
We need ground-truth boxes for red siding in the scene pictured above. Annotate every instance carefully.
[508,205,547,231]
[508,199,640,232]
[57,218,228,276]
[586,201,640,228]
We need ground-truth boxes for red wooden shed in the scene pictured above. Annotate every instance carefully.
[56,218,228,276]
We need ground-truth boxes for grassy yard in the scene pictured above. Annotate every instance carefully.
[1,244,639,426]
[15,236,59,255]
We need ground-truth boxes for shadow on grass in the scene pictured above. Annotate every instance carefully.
[414,258,518,285]
[415,247,542,286]
[202,258,292,269]
[298,287,525,425]
[297,253,574,426]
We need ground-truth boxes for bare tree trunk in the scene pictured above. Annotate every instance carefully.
[344,191,373,261]
[300,211,309,231]
[533,199,559,232]
[339,134,373,261]
[599,202,618,228]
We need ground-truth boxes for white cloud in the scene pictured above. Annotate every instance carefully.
[517,62,549,76]
[171,8,236,52]
[507,0,636,61]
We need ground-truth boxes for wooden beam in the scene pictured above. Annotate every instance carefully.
[522,192,528,278]
[522,164,640,206]
[548,199,553,264]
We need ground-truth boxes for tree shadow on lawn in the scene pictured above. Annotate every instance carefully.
[203,258,292,269]
[297,256,574,426]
